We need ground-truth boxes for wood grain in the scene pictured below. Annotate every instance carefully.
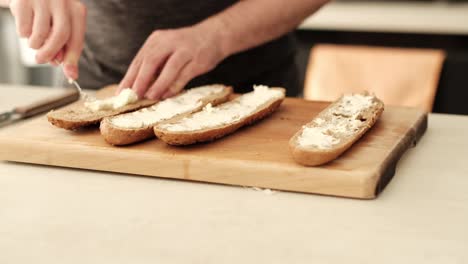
[0,88,427,199]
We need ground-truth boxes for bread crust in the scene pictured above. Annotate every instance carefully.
[100,121,155,146]
[47,100,156,130]
[154,88,285,146]
[47,85,157,130]
[100,85,233,146]
[289,94,384,166]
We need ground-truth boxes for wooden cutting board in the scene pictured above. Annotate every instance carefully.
[0,88,427,199]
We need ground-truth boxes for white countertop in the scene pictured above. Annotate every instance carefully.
[1,84,468,263]
[300,1,468,35]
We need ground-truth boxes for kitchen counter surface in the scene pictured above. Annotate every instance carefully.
[1,84,467,263]
[300,2,468,35]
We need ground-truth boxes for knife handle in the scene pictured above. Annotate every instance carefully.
[14,89,80,118]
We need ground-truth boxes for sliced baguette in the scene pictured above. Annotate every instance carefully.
[100,84,233,145]
[154,86,286,146]
[47,85,156,130]
[289,93,384,166]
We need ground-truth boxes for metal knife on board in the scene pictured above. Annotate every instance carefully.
[0,89,79,127]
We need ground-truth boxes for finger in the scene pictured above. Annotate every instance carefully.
[161,89,176,100]
[50,49,64,67]
[28,3,51,49]
[160,77,191,99]
[54,49,64,65]
[131,52,170,98]
[144,52,191,100]
[166,57,215,98]
[10,0,33,37]
[131,59,161,99]
[118,57,142,94]
[63,1,86,80]
[153,62,195,100]
[36,3,71,64]
[166,78,190,99]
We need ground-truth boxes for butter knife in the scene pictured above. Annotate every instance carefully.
[0,89,79,127]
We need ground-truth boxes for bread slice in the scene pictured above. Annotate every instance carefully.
[100,84,232,145]
[289,93,384,166]
[154,85,286,146]
[47,85,156,130]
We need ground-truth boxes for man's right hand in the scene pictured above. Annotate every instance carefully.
[8,0,87,80]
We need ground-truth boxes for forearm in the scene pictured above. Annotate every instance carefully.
[198,0,328,57]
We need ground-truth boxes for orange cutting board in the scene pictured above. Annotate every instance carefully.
[0,88,427,199]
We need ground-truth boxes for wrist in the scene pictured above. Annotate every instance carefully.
[195,16,235,59]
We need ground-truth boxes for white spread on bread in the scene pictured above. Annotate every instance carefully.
[298,94,376,149]
[159,85,284,132]
[85,88,138,112]
[298,127,340,149]
[335,94,375,117]
[110,85,225,129]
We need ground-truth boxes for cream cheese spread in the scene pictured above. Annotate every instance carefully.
[298,127,340,149]
[85,88,138,112]
[298,93,376,149]
[160,85,284,132]
[110,85,225,129]
[334,94,374,117]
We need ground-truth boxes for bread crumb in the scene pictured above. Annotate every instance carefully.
[204,103,214,113]
[249,186,278,195]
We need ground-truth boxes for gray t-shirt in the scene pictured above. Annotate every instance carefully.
[79,0,299,95]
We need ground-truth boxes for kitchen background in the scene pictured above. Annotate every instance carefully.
[1,1,467,114]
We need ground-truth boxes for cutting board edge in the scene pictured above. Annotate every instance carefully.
[374,111,428,196]
[0,136,382,199]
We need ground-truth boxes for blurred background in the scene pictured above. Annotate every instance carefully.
[1,1,467,114]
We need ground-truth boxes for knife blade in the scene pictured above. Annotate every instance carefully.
[0,89,80,127]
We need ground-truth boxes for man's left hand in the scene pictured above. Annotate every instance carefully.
[119,24,226,100]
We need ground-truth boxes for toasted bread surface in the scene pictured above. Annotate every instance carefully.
[47,85,156,130]
[154,87,285,145]
[289,93,384,166]
[100,85,232,145]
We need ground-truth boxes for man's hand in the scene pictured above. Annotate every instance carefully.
[119,0,327,100]
[119,24,225,100]
[8,0,87,80]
